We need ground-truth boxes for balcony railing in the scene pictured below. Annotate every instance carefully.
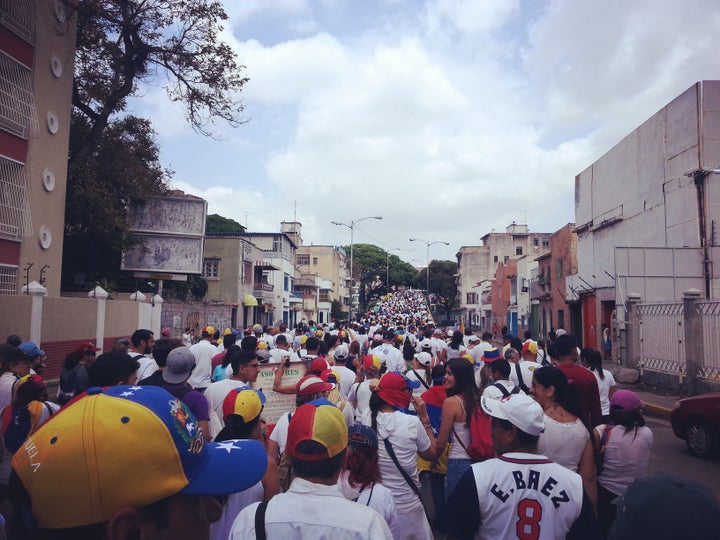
[253,283,274,292]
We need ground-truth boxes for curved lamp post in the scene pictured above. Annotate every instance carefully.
[331,216,383,319]
[409,238,449,299]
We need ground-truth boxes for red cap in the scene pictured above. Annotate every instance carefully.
[73,342,101,355]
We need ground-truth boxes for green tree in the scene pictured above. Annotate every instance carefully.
[331,299,348,321]
[62,113,169,290]
[206,214,246,234]
[417,260,458,317]
[346,244,418,310]
[70,0,248,172]
[163,274,208,302]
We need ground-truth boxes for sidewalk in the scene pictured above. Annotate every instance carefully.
[604,358,680,418]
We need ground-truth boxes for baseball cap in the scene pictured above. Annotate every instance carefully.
[363,354,381,371]
[320,369,339,385]
[222,386,266,423]
[522,341,538,355]
[467,335,481,344]
[481,348,502,363]
[162,347,196,384]
[481,393,545,436]
[309,357,329,374]
[372,334,383,343]
[296,375,334,397]
[610,473,720,540]
[610,390,643,412]
[73,342,101,355]
[286,399,348,462]
[414,352,432,366]
[348,423,378,449]
[420,339,433,350]
[252,324,263,333]
[18,342,44,358]
[202,325,215,337]
[12,385,267,529]
[333,344,349,361]
[379,372,421,391]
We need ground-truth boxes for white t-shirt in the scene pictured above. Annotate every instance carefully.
[367,410,431,507]
[373,344,405,373]
[188,340,218,389]
[349,380,373,424]
[538,416,590,472]
[482,380,517,400]
[268,348,300,365]
[509,360,540,392]
[269,410,292,456]
[210,480,263,540]
[333,365,358,400]
[596,424,653,496]
[131,353,159,382]
[338,472,399,540]
[592,369,616,415]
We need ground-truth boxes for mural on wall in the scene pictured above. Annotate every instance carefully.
[121,195,207,275]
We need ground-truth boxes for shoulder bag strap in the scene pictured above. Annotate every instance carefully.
[254,500,269,540]
[492,382,510,397]
[411,369,430,390]
[451,396,471,453]
[514,363,529,393]
[599,424,614,451]
[382,438,422,499]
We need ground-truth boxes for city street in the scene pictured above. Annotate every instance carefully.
[644,415,720,500]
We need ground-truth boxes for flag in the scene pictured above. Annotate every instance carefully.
[460,317,465,334]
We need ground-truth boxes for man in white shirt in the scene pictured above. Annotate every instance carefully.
[330,344,356,399]
[128,329,159,382]
[231,400,393,540]
[188,326,218,391]
[269,334,300,364]
[374,330,405,373]
[205,348,261,439]
[506,347,539,395]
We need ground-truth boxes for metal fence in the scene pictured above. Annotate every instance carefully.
[697,301,720,381]
[638,302,685,382]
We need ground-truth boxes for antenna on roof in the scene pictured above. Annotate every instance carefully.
[520,210,529,225]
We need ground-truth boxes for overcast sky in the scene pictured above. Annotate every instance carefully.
[127,0,720,264]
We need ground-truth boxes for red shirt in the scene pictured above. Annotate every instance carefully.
[211,351,226,371]
[556,361,602,427]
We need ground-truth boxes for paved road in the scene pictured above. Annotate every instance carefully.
[644,415,720,500]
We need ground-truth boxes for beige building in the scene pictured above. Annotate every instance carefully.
[295,244,350,306]
[0,1,76,297]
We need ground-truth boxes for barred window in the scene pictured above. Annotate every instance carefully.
[0,263,17,295]
[0,52,38,139]
[0,157,32,239]
[203,259,219,279]
[297,254,310,266]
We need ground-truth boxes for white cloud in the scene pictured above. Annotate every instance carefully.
[141,0,720,263]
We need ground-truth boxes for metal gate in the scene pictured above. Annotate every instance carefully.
[638,302,685,382]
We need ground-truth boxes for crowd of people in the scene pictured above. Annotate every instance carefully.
[0,288,718,539]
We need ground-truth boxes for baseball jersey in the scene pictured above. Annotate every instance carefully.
[446,452,600,540]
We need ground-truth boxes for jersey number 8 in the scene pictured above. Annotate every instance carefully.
[516,498,542,540]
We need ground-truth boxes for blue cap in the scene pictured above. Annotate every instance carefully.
[18,342,44,358]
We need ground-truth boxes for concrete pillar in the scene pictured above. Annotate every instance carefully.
[150,294,164,339]
[625,293,642,370]
[130,291,149,330]
[683,288,703,395]
[88,286,109,351]
[21,281,47,345]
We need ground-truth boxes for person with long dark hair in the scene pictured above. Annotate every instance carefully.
[531,366,597,511]
[580,347,616,422]
[430,357,483,499]
[367,372,436,539]
[339,423,398,538]
[445,331,466,361]
[594,390,653,537]
[57,342,99,404]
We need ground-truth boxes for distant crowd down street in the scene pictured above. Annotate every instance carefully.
[0,288,718,539]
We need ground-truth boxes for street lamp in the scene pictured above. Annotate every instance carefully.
[409,238,449,301]
[332,216,383,319]
[386,248,402,291]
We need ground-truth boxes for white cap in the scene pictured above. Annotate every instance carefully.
[414,352,432,366]
[481,394,545,436]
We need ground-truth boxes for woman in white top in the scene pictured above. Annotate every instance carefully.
[594,390,653,538]
[367,372,436,540]
[580,347,616,421]
[430,357,483,499]
[339,423,399,539]
[530,366,597,511]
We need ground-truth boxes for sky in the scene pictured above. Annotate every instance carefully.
[127,0,720,264]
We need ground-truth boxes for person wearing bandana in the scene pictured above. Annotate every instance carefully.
[366,372,437,540]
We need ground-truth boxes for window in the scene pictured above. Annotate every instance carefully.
[319,291,331,302]
[203,259,219,279]
[242,261,252,284]
[516,246,523,255]
[313,257,318,265]
[533,237,539,247]
[297,254,310,266]
[504,256,509,264]
[272,236,282,252]
[557,309,565,330]
[494,255,498,263]
[555,258,564,278]
[542,238,550,248]
[466,292,478,304]
[284,275,289,291]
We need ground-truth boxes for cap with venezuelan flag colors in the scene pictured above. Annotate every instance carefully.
[222,386,266,423]
[12,385,267,529]
[286,398,348,462]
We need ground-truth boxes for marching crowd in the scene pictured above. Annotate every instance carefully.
[0,288,718,539]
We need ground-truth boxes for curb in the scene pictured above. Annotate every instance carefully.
[643,401,674,418]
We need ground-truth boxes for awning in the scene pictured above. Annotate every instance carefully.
[243,294,258,306]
